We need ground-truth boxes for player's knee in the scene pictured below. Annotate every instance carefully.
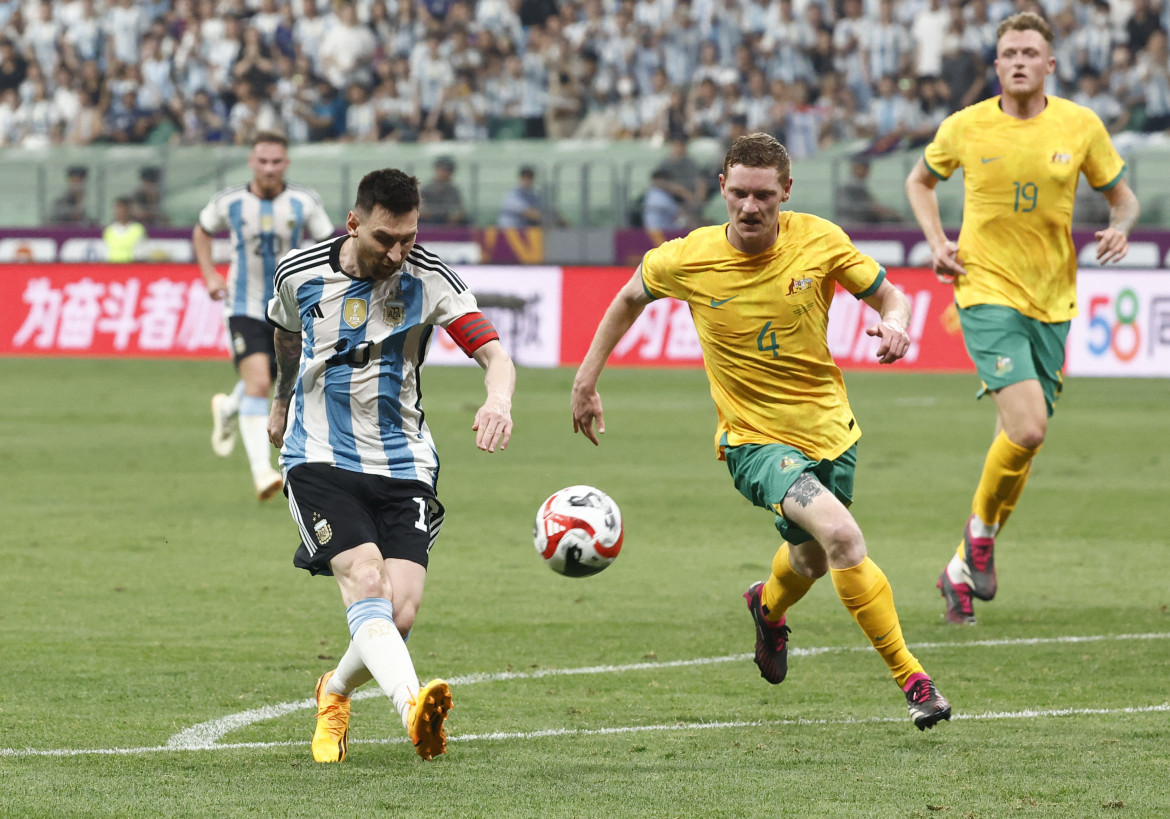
[1010,420,1046,450]
[350,560,390,600]
[817,519,865,563]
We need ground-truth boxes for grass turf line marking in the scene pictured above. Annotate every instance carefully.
[161,630,1169,749]
[4,703,1168,758]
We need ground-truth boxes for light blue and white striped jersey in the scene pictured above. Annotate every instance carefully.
[198,182,334,321]
[266,237,479,486]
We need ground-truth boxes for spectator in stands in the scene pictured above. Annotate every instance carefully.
[131,166,168,227]
[652,135,710,225]
[49,165,91,225]
[1073,67,1130,132]
[181,88,229,144]
[1136,29,1170,132]
[641,168,686,230]
[0,87,18,147]
[342,82,378,142]
[834,156,904,225]
[0,38,27,96]
[419,156,470,226]
[229,81,281,145]
[318,3,376,91]
[103,196,147,263]
[498,165,564,228]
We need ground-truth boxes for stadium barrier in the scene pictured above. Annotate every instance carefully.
[3,264,1167,377]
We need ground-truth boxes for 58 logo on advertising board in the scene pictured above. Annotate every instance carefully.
[1067,271,1170,377]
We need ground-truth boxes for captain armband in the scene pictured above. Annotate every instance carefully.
[446,312,500,357]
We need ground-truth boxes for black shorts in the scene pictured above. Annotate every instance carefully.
[228,315,276,371]
[284,463,444,576]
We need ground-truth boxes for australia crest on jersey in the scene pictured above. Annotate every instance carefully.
[343,297,368,328]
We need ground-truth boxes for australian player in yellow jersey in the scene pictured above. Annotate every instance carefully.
[905,12,1140,626]
[572,133,951,731]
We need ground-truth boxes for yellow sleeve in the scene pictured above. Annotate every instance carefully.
[923,112,962,180]
[823,221,883,296]
[639,237,686,300]
[1080,109,1127,191]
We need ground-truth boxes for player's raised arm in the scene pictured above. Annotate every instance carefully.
[570,265,654,445]
[471,339,515,453]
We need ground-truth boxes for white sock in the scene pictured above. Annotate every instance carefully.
[238,395,273,479]
[222,380,245,417]
[346,598,420,729]
[326,642,372,697]
[969,516,1001,539]
[946,553,969,586]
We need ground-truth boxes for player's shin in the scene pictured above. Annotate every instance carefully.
[762,542,816,621]
[968,430,1040,537]
[830,557,923,686]
[239,395,276,478]
[346,597,420,728]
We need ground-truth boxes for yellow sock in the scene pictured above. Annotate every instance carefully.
[761,542,815,622]
[830,557,923,686]
[956,431,1039,559]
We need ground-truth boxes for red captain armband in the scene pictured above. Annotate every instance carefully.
[446,312,500,357]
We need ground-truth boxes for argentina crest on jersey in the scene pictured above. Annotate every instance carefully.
[383,282,407,327]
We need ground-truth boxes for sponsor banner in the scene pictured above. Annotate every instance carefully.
[428,265,563,368]
[1,264,228,358]
[1066,270,1170,376]
[560,266,973,371]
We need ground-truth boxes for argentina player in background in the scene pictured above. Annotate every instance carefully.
[195,131,335,501]
[265,168,515,762]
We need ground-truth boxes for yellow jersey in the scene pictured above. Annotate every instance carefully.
[640,215,884,461]
[924,96,1126,322]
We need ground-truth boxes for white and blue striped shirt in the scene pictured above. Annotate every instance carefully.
[266,237,479,486]
[198,182,334,321]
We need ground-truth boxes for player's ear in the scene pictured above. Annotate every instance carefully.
[781,176,794,202]
[346,210,359,237]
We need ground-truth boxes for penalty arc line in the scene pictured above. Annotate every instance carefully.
[4,703,1169,758]
[2,632,1166,758]
[163,630,1170,750]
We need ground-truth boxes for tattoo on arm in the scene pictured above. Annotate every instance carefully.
[784,473,825,509]
[273,329,301,402]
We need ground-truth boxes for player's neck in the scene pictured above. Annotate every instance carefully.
[337,236,360,278]
[999,92,1048,120]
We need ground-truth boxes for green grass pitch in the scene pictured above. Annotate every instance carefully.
[1,358,1168,817]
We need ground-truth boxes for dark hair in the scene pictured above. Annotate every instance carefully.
[996,11,1054,45]
[355,168,420,215]
[723,132,791,180]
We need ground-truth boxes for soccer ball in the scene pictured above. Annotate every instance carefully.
[533,485,624,577]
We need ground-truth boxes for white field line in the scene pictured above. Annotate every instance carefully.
[2,631,1166,759]
[5,704,1169,758]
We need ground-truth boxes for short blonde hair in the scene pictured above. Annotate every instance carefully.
[996,11,1054,45]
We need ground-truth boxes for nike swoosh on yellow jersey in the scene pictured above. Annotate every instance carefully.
[980,156,1003,164]
[710,296,736,307]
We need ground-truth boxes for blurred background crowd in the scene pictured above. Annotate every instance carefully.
[1,0,1169,158]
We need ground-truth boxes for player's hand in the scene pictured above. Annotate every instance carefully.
[865,319,910,364]
[472,404,512,453]
[931,240,966,284]
[205,271,228,300]
[1094,227,1130,264]
[267,400,289,448]
[571,386,605,446]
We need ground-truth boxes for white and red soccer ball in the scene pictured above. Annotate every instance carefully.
[533,485,624,577]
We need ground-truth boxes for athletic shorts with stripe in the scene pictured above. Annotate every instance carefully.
[284,463,445,576]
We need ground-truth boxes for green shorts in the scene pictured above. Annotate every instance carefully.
[958,304,1069,417]
[724,442,857,545]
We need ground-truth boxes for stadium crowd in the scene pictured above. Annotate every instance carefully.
[0,0,1168,157]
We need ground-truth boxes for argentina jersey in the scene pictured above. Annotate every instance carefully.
[266,237,478,485]
[198,183,334,321]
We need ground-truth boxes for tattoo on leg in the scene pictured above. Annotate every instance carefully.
[785,473,825,509]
